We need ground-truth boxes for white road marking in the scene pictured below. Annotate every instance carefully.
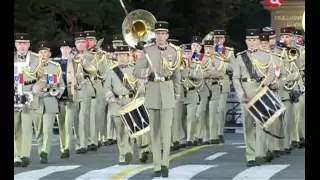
[14,165,80,180]
[75,165,142,180]
[152,165,217,180]
[231,142,245,145]
[205,152,228,161]
[236,145,246,148]
[232,164,290,180]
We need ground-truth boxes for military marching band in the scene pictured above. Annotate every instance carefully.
[13,9,305,178]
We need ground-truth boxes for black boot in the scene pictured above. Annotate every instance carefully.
[61,149,70,159]
[139,152,149,163]
[246,160,256,167]
[209,139,220,144]
[40,152,48,164]
[218,135,225,143]
[21,157,30,167]
[265,150,274,162]
[14,161,22,167]
[161,165,169,177]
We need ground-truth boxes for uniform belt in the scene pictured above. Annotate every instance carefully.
[114,94,134,99]
[211,81,219,86]
[84,76,98,80]
[148,76,171,82]
[184,87,196,91]
[241,78,263,83]
[24,80,36,85]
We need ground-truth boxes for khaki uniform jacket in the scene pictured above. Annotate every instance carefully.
[206,55,225,100]
[216,47,235,93]
[14,51,44,110]
[39,59,66,113]
[105,64,144,116]
[232,50,276,100]
[133,43,181,109]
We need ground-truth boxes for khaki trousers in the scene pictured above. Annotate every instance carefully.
[33,113,56,155]
[186,104,198,141]
[88,98,98,145]
[98,102,107,142]
[57,102,74,153]
[14,109,35,160]
[207,98,220,140]
[149,108,173,171]
[196,98,208,139]
[298,93,305,139]
[136,132,151,157]
[74,98,91,150]
[106,106,117,140]
[218,93,228,135]
[283,100,294,149]
[113,115,133,162]
[172,101,184,142]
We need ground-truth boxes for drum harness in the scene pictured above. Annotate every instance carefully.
[240,52,284,139]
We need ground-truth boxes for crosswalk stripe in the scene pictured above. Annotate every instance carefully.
[232,164,290,180]
[14,165,80,180]
[231,142,245,145]
[204,152,227,161]
[152,165,217,180]
[75,165,141,180]
[236,145,246,148]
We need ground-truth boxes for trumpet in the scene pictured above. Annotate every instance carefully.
[49,86,59,97]
[287,47,300,61]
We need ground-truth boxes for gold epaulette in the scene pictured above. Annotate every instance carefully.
[31,52,39,57]
[144,43,155,49]
[49,60,60,66]
[169,43,181,51]
[108,63,118,70]
[236,50,246,56]
[225,47,234,51]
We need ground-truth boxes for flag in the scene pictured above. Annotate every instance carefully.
[215,45,222,53]
[274,64,280,77]
[14,74,23,84]
[47,74,58,85]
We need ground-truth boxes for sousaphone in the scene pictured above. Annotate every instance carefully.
[122,9,157,48]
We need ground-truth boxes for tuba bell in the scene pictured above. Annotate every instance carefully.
[122,9,157,48]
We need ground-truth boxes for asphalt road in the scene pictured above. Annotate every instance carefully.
[14,134,305,180]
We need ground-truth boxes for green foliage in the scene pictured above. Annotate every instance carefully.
[14,0,269,51]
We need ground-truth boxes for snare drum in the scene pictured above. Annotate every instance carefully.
[245,86,286,130]
[118,97,150,138]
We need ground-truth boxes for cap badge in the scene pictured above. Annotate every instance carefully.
[20,36,23,39]
[251,32,253,35]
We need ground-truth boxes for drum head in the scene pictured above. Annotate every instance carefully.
[118,97,145,115]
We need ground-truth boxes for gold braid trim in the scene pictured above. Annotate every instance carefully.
[162,43,182,71]
[22,54,42,80]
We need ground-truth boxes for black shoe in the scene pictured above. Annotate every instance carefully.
[279,150,285,156]
[104,139,113,146]
[192,140,198,146]
[61,149,70,159]
[273,150,280,158]
[284,148,291,154]
[246,160,256,167]
[180,143,187,148]
[80,148,88,154]
[197,138,203,145]
[173,141,181,151]
[153,171,161,177]
[161,165,169,177]
[125,152,133,164]
[255,157,264,166]
[21,157,30,167]
[90,144,98,151]
[265,150,274,162]
[298,138,305,148]
[98,141,102,148]
[209,139,220,144]
[14,161,22,167]
[140,152,149,163]
[40,152,48,164]
[112,140,117,144]
[202,141,210,145]
[218,135,225,143]
[76,149,81,154]
[290,141,299,149]
[186,141,192,146]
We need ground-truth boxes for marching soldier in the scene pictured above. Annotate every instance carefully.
[55,39,74,159]
[84,30,104,151]
[105,45,139,165]
[33,41,66,164]
[72,32,97,154]
[168,39,183,150]
[232,29,276,167]
[14,33,45,167]
[278,27,303,152]
[213,29,235,143]
[192,36,210,145]
[133,21,181,177]
[204,40,224,144]
[263,27,285,157]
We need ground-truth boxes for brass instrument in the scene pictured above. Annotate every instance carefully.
[287,47,300,61]
[202,31,214,44]
[49,86,59,96]
[122,9,157,48]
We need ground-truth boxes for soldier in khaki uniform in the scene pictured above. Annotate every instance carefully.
[278,27,303,153]
[33,41,66,164]
[232,29,276,167]
[203,40,224,144]
[105,45,143,165]
[168,39,184,150]
[14,33,45,167]
[84,30,105,151]
[263,27,285,157]
[72,32,97,154]
[213,30,235,143]
[55,39,74,159]
[133,21,181,178]
[105,35,124,145]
